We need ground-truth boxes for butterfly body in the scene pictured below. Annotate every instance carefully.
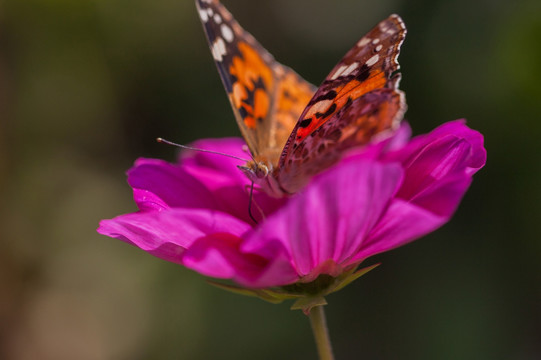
[196,0,407,197]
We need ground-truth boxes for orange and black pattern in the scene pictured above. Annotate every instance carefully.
[196,0,315,166]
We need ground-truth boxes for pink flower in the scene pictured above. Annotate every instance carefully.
[98,120,485,293]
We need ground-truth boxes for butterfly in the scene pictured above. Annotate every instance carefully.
[196,0,406,197]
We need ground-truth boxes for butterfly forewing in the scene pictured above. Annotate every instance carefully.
[277,15,407,193]
[284,15,406,147]
[196,0,315,166]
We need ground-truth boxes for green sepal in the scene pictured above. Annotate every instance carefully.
[291,296,328,315]
[207,262,380,309]
[207,280,302,304]
[330,263,380,294]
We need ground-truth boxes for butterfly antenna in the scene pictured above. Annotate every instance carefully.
[157,138,250,162]
[248,181,258,224]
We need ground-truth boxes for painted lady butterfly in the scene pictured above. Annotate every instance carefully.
[196,0,407,197]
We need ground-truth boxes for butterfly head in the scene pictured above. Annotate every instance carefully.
[237,160,270,182]
[238,160,287,198]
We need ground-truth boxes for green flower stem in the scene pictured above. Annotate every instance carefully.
[309,305,334,360]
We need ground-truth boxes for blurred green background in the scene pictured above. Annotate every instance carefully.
[1,0,540,359]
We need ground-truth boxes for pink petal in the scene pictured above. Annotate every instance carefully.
[407,173,473,217]
[387,120,486,175]
[352,198,446,262]
[182,233,299,286]
[128,158,220,211]
[385,120,486,216]
[348,120,487,261]
[386,122,413,151]
[180,137,250,186]
[97,208,251,264]
[242,160,404,285]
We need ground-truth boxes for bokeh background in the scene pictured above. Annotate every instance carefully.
[1,0,540,359]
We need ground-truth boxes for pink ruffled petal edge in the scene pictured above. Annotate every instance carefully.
[387,120,486,175]
[97,208,251,265]
[128,158,221,212]
[387,120,486,216]
[179,137,250,186]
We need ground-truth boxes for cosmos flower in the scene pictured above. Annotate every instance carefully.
[98,120,485,302]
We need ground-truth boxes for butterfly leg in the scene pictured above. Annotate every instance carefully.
[248,181,258,224]
[244,182,266,224]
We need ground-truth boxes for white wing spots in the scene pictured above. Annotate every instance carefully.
[393,15,406,31]
[380,20,397,35]
[212,37,227,61]
[375,44,383,52]
[221,23,234,42]
[330,64,348,80]
[213,13,222,24]
[199,8,209,23]
[331,62,359,79]
[341,62,359,77]
[207,8,214,17]
[357,37,371,48]
[372,38,380,45]
[217,37,226,56]
[366,54,379,67]
[305,99,333,118]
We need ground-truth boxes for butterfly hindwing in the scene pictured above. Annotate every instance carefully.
[277,15,407,193]
[263,66,317,164]
[196,0,315,165]
[277,89,405,192]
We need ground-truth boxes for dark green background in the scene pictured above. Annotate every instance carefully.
[1,0,539,359]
